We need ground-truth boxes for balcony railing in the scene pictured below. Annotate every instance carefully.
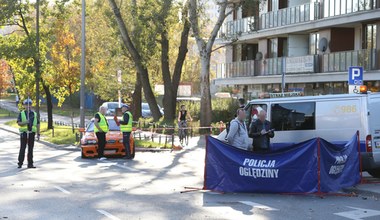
[217,0,378,39]
[216,55,318,78]
[215,50,378,79]
[322,49,377,72]
[218,16,257,39]
[216,60,258,79]
[260,2,320,30]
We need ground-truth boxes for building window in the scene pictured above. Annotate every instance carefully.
[271,102,316,131]
[363,24,377,50]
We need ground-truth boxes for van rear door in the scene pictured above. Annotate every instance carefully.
[368,93,380,163]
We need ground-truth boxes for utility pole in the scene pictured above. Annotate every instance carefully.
[35,0,40,139]
[79,0,86,130]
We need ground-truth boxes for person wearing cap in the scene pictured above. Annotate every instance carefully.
[17,99,40,168]
[94,106,109,160]
[116,104,133,159]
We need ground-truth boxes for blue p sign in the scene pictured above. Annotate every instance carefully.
[348,67,363,85]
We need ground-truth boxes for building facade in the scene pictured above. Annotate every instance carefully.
[214,0,380,99]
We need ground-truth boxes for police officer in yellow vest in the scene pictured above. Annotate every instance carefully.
[17,99,40,168]
[118,104,133,159]
[94,106,109,160]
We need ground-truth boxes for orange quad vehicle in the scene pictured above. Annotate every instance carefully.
[80,117,135,159]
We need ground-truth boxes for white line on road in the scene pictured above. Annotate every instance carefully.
[8,161,17,166]
[239,201,279,211]
[97,209,121,220]
[54,186,71,194]
[334,206,380,220]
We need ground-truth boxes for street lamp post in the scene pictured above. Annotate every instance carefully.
[36,0,40,140]
[117,69,122,107]
[79,0,86,130]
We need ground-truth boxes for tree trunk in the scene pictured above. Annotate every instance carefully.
[161,1,190,122]
[132,71,142,120]
[42,80,53,129]
[199,50,212,132]
[108,0,161,121]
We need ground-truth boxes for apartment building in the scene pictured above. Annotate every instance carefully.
[214,0,380,99]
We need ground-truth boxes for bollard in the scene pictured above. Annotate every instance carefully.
[52,126,55,137]
[151,134,154,142]
[165,135,168,145]
[139,132,141,140]
[159,135,161,144]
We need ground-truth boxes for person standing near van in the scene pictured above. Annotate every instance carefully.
[249,110,274,152]
[226,109,250,150]
[94,106,109,160]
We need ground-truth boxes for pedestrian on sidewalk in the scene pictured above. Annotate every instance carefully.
[115,104,133,159]
[94,106,109,161]
[17,99,40,169]
[226,108,251,150]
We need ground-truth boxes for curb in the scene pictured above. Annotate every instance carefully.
[342,184,380,197]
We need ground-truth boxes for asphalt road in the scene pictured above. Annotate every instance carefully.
[0,129,379,220]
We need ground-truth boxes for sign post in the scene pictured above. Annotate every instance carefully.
[348,67,363,94]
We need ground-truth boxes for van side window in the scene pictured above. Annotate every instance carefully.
[246,104,267,127]
[271,102,315,131]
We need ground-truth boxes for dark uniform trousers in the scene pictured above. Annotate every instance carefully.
[18,132,35,166]
[123,132,131,158]
[96,132,106,158]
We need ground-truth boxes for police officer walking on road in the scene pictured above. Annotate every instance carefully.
[17,99,40,169]
[94,106,109,161]
[117,104,133,159]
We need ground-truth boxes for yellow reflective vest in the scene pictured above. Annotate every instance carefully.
[19,111,37,133]
[120,111,133,132]
[94,112,109,133]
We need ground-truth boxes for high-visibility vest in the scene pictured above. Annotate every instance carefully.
[120,111,133,132]
[94,112,109,133]
[19,111,37,133]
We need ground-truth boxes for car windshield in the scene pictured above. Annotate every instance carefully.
[107,103,119,109]
[142,103,150,110]
[86,119,120,132]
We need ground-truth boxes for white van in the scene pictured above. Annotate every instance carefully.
[240,93,380,178]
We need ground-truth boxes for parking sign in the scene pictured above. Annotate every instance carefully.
[348,66,363,85]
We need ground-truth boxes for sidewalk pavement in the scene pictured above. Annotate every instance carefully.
[343,172,380,197]
[0,99,91,126]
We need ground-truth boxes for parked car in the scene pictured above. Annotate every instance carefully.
[101,102,124,116]
[141,102,164,118]
[80,117,135,159]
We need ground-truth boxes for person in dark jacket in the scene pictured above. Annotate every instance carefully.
[249,110,274,152]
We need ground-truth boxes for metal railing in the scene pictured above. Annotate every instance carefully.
[260,2,320,30]
[216,60,258,78]
[322,0,378,18]
[218,16,257,39]
[322,49,377,72]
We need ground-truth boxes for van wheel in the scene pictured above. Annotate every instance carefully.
[81,150,87,159]
[367,169,380,178]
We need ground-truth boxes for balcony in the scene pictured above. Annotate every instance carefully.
[260,2,320,30]
[218,16,257,39]
[217,0,378,39]
[216,55,318,78]
[322,49,377,72]
[216,50,377,80]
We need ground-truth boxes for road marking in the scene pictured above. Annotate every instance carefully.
[97,209,121,220]
[8,161,17,166]
[334,206,380,220]
[239,201,279,211]
[54,186,71,194]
